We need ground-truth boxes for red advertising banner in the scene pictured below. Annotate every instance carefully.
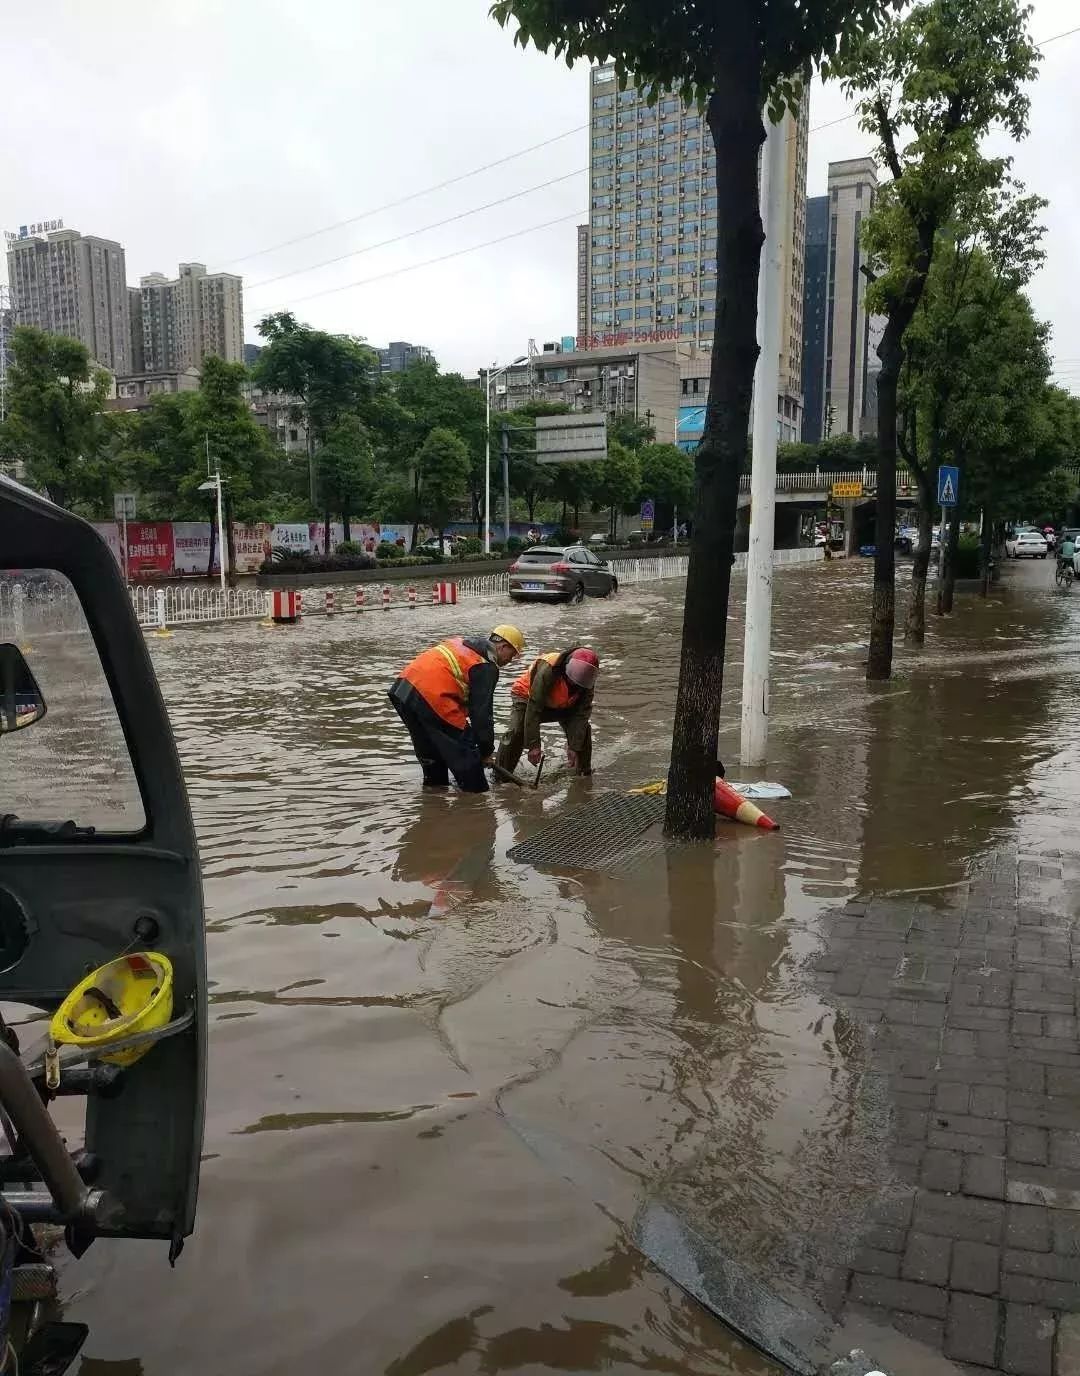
[575,328,679,350]
[125,522,174,577]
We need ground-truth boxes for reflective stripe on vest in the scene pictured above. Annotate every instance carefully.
[399,637,485,729]
[511,652,577,711]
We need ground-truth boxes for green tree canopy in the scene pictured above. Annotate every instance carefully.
[840,0,1041,676]
[415,426,472,536]
[0,326,111,511]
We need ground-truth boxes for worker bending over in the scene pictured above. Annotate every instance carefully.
[389,625,525,792]
[496,647,600,777]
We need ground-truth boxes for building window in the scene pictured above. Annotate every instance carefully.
[616,307,633,323]
[635,306,652,320]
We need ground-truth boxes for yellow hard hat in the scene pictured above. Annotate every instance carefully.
[490,624,525,656]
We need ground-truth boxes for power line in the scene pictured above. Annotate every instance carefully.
[221,125,586,270]
[245,168,587,293]
[265,210,586,311]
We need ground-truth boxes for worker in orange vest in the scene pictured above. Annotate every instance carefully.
[496,647,600,777]
[389,625,525,791]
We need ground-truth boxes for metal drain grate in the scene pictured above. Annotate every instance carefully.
[507,791,667,875]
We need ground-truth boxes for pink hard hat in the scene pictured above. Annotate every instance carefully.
[566,647,600,688]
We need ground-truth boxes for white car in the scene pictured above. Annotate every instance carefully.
[1006,530,1049,559]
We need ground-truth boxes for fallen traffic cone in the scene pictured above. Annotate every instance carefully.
[714,778,779,831]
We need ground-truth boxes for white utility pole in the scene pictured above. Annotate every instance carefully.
[483,356,526,554]
[198,434,228,594]
[740,113,787,768]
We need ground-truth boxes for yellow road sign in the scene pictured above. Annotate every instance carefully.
[831,481,864,500]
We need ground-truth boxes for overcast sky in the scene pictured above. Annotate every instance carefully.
[4,0,1078,393]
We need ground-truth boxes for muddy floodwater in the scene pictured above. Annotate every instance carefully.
[45,557,1080,1374]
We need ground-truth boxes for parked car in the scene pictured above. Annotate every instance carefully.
[508,545,618,603]
[588,533,608,548]
[1005,530,1049,558]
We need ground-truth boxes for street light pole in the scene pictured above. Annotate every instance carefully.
[740,112,787,768]
[484,356,527,554]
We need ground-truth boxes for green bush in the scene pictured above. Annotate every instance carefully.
[490,539,507,555]
[376,541,404,559]
[261,552,375,574]
[550,527,575,546]
[506,535,525,553]
[458,535,483,555]
[953,535,982,579]
[336,540,365,556]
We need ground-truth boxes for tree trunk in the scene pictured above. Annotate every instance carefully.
[323,509,331,560]
[664,67,764,841]
[560,497,567,526]
[526,493,537,523]
[343,511,352,544]
[939,505,961,615]
[905,485,934,645]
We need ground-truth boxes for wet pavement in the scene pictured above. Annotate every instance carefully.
[20,555,1080,1374]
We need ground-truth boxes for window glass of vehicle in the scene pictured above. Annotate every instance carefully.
[0,570,144,832]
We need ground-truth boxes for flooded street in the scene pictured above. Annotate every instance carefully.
[59,557,1080,1374]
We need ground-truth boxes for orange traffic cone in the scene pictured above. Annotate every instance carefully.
[714,779,779,831]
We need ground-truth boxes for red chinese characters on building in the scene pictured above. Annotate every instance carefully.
[574,328,680,351]
[125,523,175,577]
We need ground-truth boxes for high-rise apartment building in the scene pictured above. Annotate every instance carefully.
[378,341,434,373]
[821,157,879,439]
[801,196,830,443]
[576,224,590,340]
[6,227,132,374]
[138,262,244,373]
[127,287,145,374]
[583,64,809,438]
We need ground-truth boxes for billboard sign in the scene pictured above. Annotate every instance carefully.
[640,499,655,532]
[233,523,272,574]
[172,522,219,575]
[4,218,63,243]
[125,522,174,577]
[535,413,607,465]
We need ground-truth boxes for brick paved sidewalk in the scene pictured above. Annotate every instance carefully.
[812,844,1080,1375]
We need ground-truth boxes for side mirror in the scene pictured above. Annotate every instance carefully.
[0,644,47,736]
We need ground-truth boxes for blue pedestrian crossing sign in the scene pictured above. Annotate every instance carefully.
[937,465,960,507]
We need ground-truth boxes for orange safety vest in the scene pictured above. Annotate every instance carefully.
[399,637,486,729]
[511,652,579,711]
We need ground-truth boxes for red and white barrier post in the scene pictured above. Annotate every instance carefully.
[408,585,416,610]
[355,587,365,614]
[325,589,336,617]
[296,591,304,619]
[382,586,391,610]
[270,589,299,624]
[432,581,458,606]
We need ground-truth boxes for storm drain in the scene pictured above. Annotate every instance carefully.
[506,791,667,876]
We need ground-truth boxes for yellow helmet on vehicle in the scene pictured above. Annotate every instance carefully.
[490,624,525,656]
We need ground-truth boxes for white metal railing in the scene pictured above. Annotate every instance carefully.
[127,583,267,629]
[0,547,824,636]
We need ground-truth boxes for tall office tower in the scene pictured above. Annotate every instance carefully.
[822,157,879,439]
[801,195,831,443]
[6,227,132,374]
[586,64,809,438]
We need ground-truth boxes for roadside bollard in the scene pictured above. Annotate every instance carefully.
[382,586,391,611]
[268,589,299,625]
[355,587,365,614]
[325,589,336,617]
[408,585,416,610]
[12,585,27,650]
[296,591,304,620]
[431,582,439,606]
[151,587,172,638]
